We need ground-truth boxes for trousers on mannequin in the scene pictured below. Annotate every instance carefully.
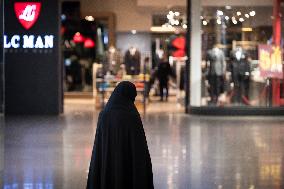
[208,74,223,104]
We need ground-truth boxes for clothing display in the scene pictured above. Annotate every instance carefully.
[103,46,122,75]
[124,47,141,75]
[87,81,154,189]
[230,47,251,103]
[206,47,226,103]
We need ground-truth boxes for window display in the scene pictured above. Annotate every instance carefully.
[200,5,284,108]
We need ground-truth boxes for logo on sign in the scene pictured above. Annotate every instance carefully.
[14,2,41,30]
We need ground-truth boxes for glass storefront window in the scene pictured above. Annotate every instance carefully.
[199,5,284,108]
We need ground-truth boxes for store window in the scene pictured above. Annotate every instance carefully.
[199,5,284,108]
[62,2,110,93]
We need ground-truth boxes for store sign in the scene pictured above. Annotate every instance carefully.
[258,45,283,79]
[4,0,61,115]
[4,2,54,50]
[14,2,41,30]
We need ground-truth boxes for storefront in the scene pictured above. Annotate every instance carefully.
[186,0,284,115]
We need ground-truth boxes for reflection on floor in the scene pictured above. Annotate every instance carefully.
[3,100,284,189]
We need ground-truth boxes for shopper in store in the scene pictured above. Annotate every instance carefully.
[86,81,154,189]
[156,55,174,101]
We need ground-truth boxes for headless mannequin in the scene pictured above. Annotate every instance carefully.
[230,47,250,104]
[206,45,226,104]
[124,47,141,75]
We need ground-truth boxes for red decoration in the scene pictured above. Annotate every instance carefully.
[84,38,95,48]
[73,32,85,43]
[14,2,41,30]
[172,36,186,57]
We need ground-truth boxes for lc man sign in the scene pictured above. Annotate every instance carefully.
[258,45,283,79]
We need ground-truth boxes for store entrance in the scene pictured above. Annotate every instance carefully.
[61,2,188,115]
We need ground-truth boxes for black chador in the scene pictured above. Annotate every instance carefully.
[86,81,154,189]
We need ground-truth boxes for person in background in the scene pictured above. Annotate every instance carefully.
[156,55,174,101]
[86,81,154,189]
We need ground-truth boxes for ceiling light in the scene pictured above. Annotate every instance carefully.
[217,19,222,25]
[237,11,241,16]
[239,17,244,22]
[175,20,180,25]
[202,20,208,26]
[225,16,229,20]
[200,16,203,19]
[131,30,137,34]
[250,11,256,16]
[217,10,224,16]
[225,6,232,10]
[182,24,187,29]
[85,16,94,21]
[245,14,250,18]
[169,11,174,15]
[242,27,253,32]
[174,12,180,16]
[233,20,238,24]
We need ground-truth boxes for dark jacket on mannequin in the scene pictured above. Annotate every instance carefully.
[124,48,141,75]
[86,81,154,189]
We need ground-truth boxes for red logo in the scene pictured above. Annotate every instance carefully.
[14,2,41,30]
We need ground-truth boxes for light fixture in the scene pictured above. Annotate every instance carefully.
[200,16,203,19]
[233,20,238,24]
[225,16,229,20]
[217,19,222,25]
[250,11,256,17]
[217,10,224,16]
[202,20,208,26]
[174,12,180,16]
[169,11,174,15]
[237,11,241,16]
[175,20,180,25]
[182,24,187,29]
[167,14,173,19]
[225,6,232,10]
[242,27,253,32]
[61,14,66,21]
[239,17,244,22]
[170,19,175,25]
[131,30,137,34]
[245,14,250,18]
[85,16,94,21]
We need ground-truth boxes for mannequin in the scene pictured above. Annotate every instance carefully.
[103,46,122,75]
[206,45,226,104]
[230,46,250,104]
[124,47,141,75]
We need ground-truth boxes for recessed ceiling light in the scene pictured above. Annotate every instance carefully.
[239,17,244,22]
[225,6,232,10]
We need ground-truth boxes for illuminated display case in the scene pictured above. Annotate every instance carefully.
[186,0,284,115]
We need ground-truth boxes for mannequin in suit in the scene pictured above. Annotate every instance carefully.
[230,46,250,104]
[124,47,141,75]
[206,45,226,104]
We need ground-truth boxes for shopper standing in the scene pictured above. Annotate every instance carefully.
[86,81,154,189]
[156,55,173,101]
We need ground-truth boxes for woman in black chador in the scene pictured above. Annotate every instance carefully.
[86,81,154,189]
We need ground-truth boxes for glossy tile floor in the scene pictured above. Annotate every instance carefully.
[2,100,284,189]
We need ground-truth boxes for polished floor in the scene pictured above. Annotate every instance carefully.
[1,100,284,189]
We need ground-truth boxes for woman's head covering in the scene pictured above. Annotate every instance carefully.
[105,81,137,109]
[87,82,154,189]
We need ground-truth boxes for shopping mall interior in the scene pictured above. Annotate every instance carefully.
[1,0,284,188]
